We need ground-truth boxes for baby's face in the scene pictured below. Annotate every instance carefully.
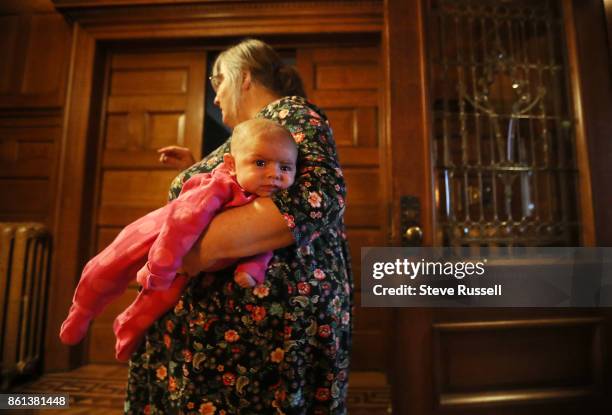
[229,131,297,197]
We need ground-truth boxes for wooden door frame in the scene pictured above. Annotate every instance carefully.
[48,0,384,371]
[384,1,435,413]
[562,0,597,247]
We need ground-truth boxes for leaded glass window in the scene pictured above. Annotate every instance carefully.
[428,0,580,246]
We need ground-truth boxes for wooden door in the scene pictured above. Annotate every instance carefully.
[386,1,610,414]
[88,50,205,362]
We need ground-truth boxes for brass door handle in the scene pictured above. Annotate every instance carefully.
[400,196,422,246]
[404,226,423,244]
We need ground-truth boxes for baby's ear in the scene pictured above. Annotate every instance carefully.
[223,153,236,174]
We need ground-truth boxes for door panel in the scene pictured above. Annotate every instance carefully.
[88,50,205,362]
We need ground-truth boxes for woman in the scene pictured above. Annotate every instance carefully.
[125,39,352,415]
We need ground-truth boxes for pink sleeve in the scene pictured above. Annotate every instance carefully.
[234,251,274,284]
[137,171,253,290]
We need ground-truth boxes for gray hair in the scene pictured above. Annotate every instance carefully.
[213,39,306,116]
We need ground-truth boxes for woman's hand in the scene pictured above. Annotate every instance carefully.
[157,146,196,170]
[181,248,237,277]
[181,245,213,276]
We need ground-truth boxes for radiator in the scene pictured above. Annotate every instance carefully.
[0,222,52,391]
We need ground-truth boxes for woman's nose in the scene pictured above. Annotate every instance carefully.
[213,95,220,107]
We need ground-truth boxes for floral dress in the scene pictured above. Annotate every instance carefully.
[125,96,352,415]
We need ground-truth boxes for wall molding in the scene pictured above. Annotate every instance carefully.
[52,0,383,38]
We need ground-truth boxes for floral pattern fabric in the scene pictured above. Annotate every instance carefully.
[125,96,352,415]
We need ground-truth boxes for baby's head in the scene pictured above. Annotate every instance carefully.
[223,119,298,197]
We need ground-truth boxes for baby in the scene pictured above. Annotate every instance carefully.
[60,118,297,361]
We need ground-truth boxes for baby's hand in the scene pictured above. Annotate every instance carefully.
[136,268,147,288]
[234,271,257,288]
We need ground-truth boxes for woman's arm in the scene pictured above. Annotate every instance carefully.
[181,198,294,275]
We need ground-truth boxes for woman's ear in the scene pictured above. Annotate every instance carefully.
[223,153,236,174]
[241,70,252,91]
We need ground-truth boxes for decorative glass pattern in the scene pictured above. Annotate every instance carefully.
[428,0,580,246]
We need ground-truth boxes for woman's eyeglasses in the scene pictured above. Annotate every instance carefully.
[208,74,224,92]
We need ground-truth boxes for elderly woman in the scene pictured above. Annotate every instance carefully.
[125,39,352,415]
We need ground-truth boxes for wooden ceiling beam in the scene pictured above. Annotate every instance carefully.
[51,0,383,39]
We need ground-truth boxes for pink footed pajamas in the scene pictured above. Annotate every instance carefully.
[60,163,273,361]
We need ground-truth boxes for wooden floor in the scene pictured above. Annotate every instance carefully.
[11,365,391,414]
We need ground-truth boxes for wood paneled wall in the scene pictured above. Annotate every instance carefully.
[0,110,61,224]
[0,8,72,377]
[0,13,71,109]
[0,12,71,227]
